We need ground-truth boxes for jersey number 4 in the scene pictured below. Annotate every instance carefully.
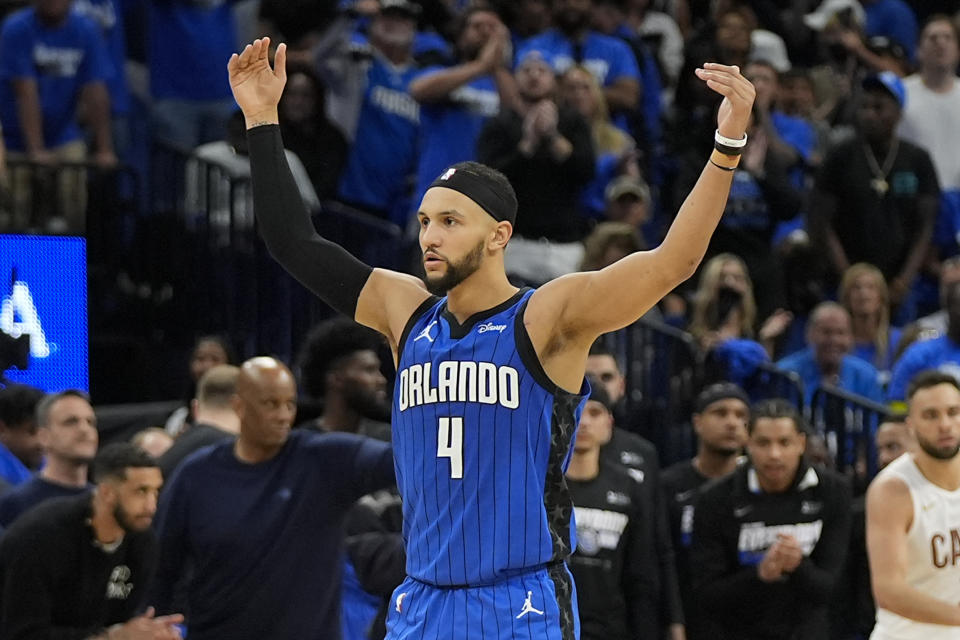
[437,417,463,479]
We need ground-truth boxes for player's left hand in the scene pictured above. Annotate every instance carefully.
[774,534,804,572]
[695,62,755,141]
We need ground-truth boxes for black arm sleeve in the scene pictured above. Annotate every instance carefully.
[247,124,373,318]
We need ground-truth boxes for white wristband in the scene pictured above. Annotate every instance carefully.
[715,129,748,148]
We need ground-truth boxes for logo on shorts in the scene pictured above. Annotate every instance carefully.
[396,592,407,613]
[516,591,544,619]
[440,168,456,181]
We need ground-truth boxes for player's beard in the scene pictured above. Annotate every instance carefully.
[706,442,743,457]
[917,433,960,460]
[113,502,149,534]
[346,386,393,423]
[423,240,485,296]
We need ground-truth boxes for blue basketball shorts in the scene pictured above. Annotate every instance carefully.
[385,564,579,639]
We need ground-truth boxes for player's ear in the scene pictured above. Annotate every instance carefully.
[490,221,512,251]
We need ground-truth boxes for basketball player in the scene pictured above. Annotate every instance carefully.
[867,370,960,638]
[228,36,755,639]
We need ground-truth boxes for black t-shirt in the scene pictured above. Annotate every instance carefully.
[0,476,91,529]
[690,463,853,640]
[816,136,939,279]
[600,429,685,628]
[476,106,596,242]
[567,462,652,640]
[0,494,156,638]
[159,422,235,479]
[279,119,349,200]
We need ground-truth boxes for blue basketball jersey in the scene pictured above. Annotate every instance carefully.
[393,289,589,587]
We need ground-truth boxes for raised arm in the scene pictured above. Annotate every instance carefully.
[229,38,430,352]
[528,64,754,347]
[867,473,960,626]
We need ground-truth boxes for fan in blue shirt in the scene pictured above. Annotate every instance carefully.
[888,281,960,401]
[150,358,395,640]
[147,0,240,148]
[0,3,111,153]
[409,7,508,213]
[777,302,884,407]
[517,0,641,118]
[71,0,128,116]
[335,2,422,225]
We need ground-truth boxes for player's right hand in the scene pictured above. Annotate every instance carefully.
[228,37,287,126]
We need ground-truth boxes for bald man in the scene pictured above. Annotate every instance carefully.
[149,357,395,640]
[777,302,884,407]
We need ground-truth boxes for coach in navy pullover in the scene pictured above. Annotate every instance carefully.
[149,357,395,640]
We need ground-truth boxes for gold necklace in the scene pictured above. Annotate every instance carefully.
[863,137,899,197]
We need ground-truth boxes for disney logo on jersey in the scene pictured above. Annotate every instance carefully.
[477,322,507,334]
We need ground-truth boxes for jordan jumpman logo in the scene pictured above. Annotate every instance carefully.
[516,591,545,619]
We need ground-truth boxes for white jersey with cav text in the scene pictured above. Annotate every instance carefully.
[871,454,960,640]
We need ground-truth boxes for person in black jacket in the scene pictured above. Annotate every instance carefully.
[586,343,686,639]
[0,443,182,639]
[476,48,595,285]
[566,382,657,640]
[661,382,750,636]
[690,398,853,640]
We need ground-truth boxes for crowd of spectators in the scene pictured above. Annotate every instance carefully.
[4,0,960,638]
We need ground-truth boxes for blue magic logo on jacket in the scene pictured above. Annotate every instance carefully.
[736,520,823,566]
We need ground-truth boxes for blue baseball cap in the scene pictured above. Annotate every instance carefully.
[862,71,906,108]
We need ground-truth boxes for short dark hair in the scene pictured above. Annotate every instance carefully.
[0,384,45,429]
[920,13,959,41]
[748,398,807,435]
[297,319,385,398]
[35,390,90,428]
[456,5,503,37]
[587,340,623,373]
[92,443,158,483]
[193,334,237,364]
[907,370,960,400]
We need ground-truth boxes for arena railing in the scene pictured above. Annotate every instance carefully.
[597,316,704,464]
[810,384,891,485]
[743,362,805,409]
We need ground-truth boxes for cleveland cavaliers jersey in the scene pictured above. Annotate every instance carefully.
[392,289,588,587]
[872,454,960,639]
